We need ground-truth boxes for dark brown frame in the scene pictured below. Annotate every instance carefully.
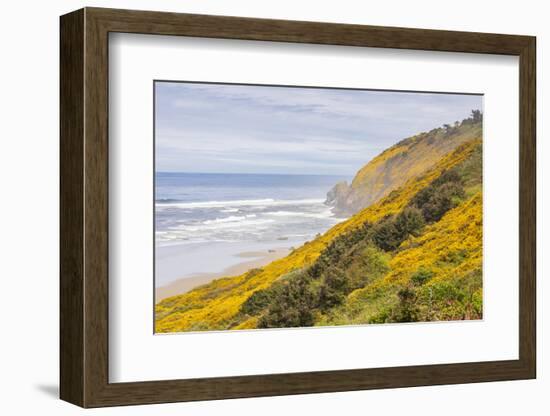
[60,7,536,408]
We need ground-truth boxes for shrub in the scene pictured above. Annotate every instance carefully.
[409,168,466,223]
[346,245,390,289]
[410,267,435,286]
[391,286,420,322]
[372,208,424,251]
[394,207,425,238]
[372,216,400,251]
[240,288,273,316]
[317,267,348,310]
[258,276,317,328]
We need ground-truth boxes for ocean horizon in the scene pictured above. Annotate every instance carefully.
[155,172,350,288]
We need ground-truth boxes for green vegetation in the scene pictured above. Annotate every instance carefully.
[371,207,425,251]
[408,170,465,222]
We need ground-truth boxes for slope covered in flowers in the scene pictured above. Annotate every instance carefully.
[319,191,482,326]
[155,130,482,332]
[328,119,482,215]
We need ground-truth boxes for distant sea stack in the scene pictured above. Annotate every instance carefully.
[325,117,482,216]
[324,181,350,213]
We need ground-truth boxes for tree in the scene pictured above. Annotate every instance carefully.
[471,109,483,123]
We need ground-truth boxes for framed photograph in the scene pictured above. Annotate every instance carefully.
[60,7,536,407]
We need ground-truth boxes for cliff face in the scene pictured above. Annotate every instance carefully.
[325,181,350,207]
[326,120,482,216]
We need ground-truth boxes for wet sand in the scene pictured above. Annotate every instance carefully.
[155,247,290,302]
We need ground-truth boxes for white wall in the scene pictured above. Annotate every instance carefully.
[0,0,546,414]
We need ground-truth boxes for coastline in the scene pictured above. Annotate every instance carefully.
[155,247,291,302]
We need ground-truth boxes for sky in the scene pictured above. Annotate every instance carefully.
[155,82,482,176]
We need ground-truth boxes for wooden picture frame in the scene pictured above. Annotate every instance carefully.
[60,7,536,408]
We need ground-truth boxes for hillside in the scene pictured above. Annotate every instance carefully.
[237,142,482,328]
[155,115,482,332]
[318,191,482,326]
[326,115,482,216]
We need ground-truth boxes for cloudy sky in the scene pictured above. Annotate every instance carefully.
[155,82,482,175]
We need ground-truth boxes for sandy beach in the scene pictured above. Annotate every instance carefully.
[153,173,345,304]
[155,247,291,301]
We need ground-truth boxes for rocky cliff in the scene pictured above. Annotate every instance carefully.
[325,117,482,216]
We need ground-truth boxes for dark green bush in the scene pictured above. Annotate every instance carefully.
[240,289,273,316]
[394,207,425,237]
[258,276,317,328]
[372,216,400,251]
[391,286,420,322]
[372,208,425,251]
[411,267,435,286]
[317,267,349,310]
[409,167,466,223]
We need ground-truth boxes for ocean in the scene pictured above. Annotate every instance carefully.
[155,172,349,288]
